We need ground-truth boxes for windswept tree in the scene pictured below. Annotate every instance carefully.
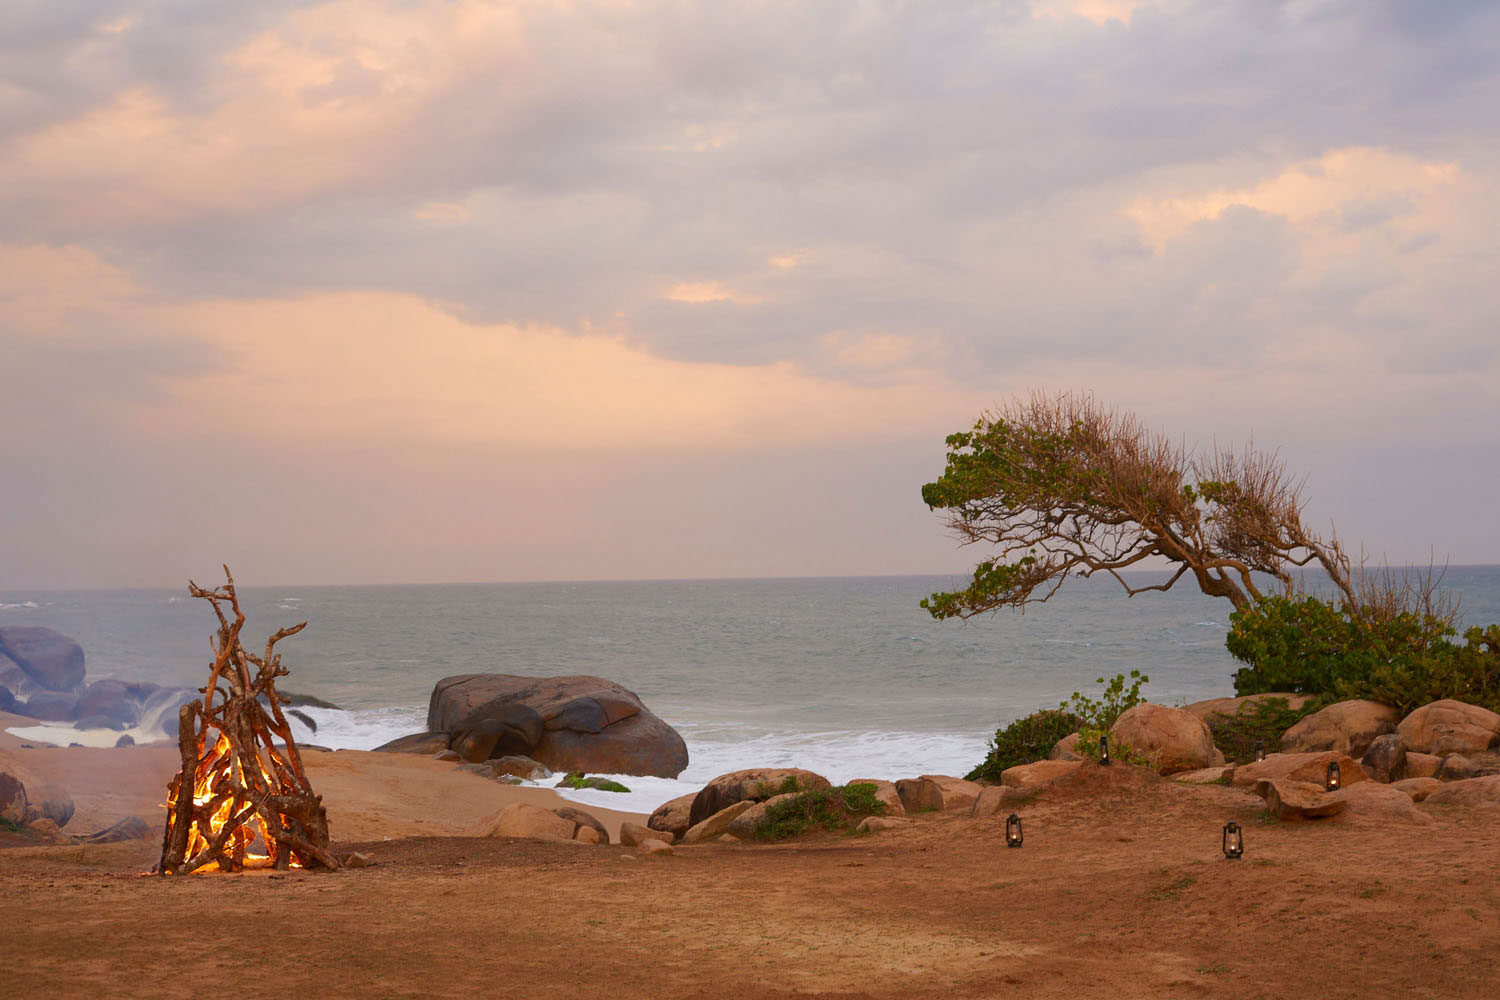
[919,391,1358,619]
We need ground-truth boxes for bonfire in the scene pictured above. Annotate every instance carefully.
[157,567,340,874]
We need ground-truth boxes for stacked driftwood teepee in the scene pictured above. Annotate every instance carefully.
[157,567,340,874]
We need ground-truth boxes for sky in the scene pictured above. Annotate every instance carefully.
[2,0,1498,590]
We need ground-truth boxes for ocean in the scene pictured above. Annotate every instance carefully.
[5,568,1499,814]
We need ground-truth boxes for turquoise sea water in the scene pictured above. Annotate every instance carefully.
[5,568,1498,812]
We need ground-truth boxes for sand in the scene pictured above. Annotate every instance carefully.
[5,712,1500,998]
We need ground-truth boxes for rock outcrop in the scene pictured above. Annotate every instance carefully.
[1181,692,1313,721]
[1232,751,1367,789]
[1253,778,1346,820]
[687,768,830,827]
[1360,733,1407,783]
[1397,700,1500,756]
[647,793,696,841]
[1109,703,1224,774]
[1281,700,1400,758]
[894,774,982,813]
[1421,774,1500,808]
[427,674,688,778]
[0,626,85,692]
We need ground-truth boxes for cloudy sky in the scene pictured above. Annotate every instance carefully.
[2,0,1497,590]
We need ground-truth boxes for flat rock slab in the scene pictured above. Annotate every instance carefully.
[1181,692,1313,721]
[1421,774,1500,808]
[1253,778,1346,820]
[1173,766,1232,784]
[1232,751,1367,789]
[1390,777,1442,802]
[999,760,1083,790]
[682,800,756,844]
[1330,781,1432,825]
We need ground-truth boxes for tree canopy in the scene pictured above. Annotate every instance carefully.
[920,391,1356,619]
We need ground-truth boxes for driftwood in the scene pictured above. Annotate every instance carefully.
[157,566,340,874]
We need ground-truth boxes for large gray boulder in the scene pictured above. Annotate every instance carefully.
[0,626,85,692]
[427,674,688,778]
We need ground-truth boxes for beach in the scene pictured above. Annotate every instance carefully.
[5,709,1500,999]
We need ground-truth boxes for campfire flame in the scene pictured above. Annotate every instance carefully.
[164,733,304,872]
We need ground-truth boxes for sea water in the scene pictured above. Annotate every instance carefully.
[5,568,1499,814]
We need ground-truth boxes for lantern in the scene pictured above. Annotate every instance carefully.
[1222,820,1243,859]
[1099,734,1112,767]
[1254,739,1266,762]
[1005,813,1023,847]
[1325,760,1341,792]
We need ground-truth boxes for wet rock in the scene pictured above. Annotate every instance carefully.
[74,679,143,730]
[490,755,552,780]
[15,691,78,722]
[114,734,135,748]
[372,731,452,754]
[0,626,85,692]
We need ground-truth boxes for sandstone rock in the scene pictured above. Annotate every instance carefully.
[1406,752,1441,779]
[1422,774,1500,808]
[638,838,673,856]
[372,732,451,754]
[75,816,151,843]
[1438,755,1478,781]
[343,851,374,868]
[0,771,27,824]
[1390,777,1442,802]
[894,774,982,813]
[1253,778,1346,820]
[428,674,687,777]
[471,802,575,841]
[1173,766,1232,784]
[0,626,85,692]
[855,816,914,833]
[647,793,696,840]
[1360,733,1407,783]
[1048,732,1083,761]
[970,784,1037,818]
[1282,700,1400,758]
[999,759,1083,790]
[553,806,610,845]
[574,825,600,845]
[1232,751,1368,790]
[25,816,66,839]
[434,749,461,762]
[688,768,831,827]
[1397,700,1500,756]
[1110,703,1224,774]
[682,800,757,844]
[489,755,553,780]
[1181,692,1313,721]
[21,782,74,828]
[620,821,675,847]
[726,792,800,839]
[451,716,528,763]
[1332,781,1432,824]
[846,778,905,816]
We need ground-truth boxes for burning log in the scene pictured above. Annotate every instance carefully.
[157,566,340,874]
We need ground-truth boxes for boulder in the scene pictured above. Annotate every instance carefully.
[638,838,674,856]
[0,626,85,692]
[450,710,545,763]
[1282,700,1400,758]
[0,771,27,824]
[682,801,757,844]
[24,817,70,843]
[21,782,74,828]
[0,684,15,712]
[574,825,600,845]
[1397,700,1500,756]
[1390,777,1442,802]
[15,691,78,722]
[113,734,134,748]
[619,820,675,847]
[1181,692,1313,721]
[688,768,831,827]
[999,760,1083,790]
[75,816,151,843]
[1232,751,1368,790]
[372,732,452,754]
[428,674,687,778]
[846,778,904,816]
[489,755,553,780]
[1406,752,1441,779]
[1048,732,1083,761]
[1361,733,1407,784]
[1438,755,1478,781]
[1253,778,1346,820]
[73,679,144,730]
[1109,703,1224,774]
[970,784,1037,818]
[1,649,29,696]
[1173,766,1232,784]
[647,793,696,840]
[1422,774,1500,808]
[1332,781,1431,825]
[471,802,575,841]
[894,774,982,814]
[553,806,610,845]
[726,793,799,839]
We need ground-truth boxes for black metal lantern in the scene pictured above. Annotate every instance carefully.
[1254,739,1266,762]
[1099,734,1112,767]
[1325,760,1341,791]
[1222,820,1244,859]
[1005,813,1023,848]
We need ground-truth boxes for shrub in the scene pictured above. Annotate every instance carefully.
[752,783,888,841]
[1203,696,1317,764]
[1062,670,1149,729]
[966,708,1082,782]
[557,772,631,793]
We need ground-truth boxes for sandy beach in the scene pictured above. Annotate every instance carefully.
[4,708,1499,999]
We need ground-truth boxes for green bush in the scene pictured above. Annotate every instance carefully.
[1228,596,1500,714]
[1062,670,1149,729]
[966,708,1082,782]
[556,772,631,793]
[752,783,888,841]
[1203,696,1317,764]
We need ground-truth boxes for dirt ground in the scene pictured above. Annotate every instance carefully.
[4,762,1498,1000]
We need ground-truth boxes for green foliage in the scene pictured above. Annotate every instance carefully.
[1228,596,1500,714]
[753,783,888,841]
[1062,670,1149,730]
[556,772,631,793]
[1203,696,1317,764]
[0,816,23,833]
[965,708,1082,782]
[753,775,807,798]
[1073,726,1152,767]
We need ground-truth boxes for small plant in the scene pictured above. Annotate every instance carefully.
[1062,670,1149,729]
[1074,726,1153,767]
[752,783,887,841]
[1204,696,1317,764]
[752,775,807,798]
[966,708,1082,782]
[556,772,631,793]
[0,816,24,833]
